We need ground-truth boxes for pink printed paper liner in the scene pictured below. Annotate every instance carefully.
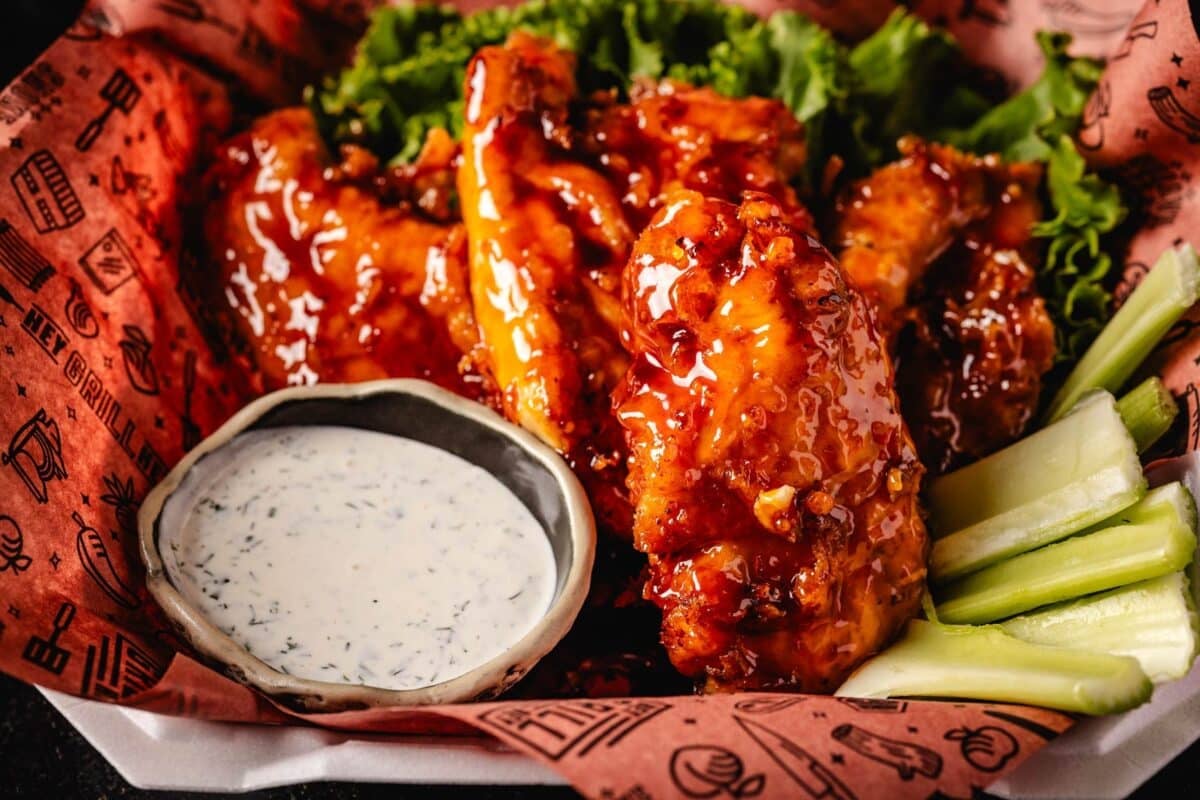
[0,0,1192,797]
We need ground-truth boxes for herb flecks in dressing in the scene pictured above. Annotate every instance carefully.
[171,425,555,691]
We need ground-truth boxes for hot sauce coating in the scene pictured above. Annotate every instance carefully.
[834,138,994,334]
[616,190,928,692]
[457,33,636,533]
[203,107,483,395]
[896,168,1056,474]
[583,81,812,233]
[835,137,1056,473]
[456,35,843,696]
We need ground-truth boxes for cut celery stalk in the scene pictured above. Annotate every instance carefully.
[1117,376,1179,453]
[935,483,1198,624]
[929,391,1146,581]
[1079,477,1196,533]
[836,620,1152,715]
[1047,244,1200,423]
[1001,572,1200,683]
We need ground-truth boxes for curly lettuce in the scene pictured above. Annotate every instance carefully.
[309,0,770,163]
[940,32,1123,362]
[1035,137,1126,360]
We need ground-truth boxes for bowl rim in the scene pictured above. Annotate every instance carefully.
[137,378,596,711]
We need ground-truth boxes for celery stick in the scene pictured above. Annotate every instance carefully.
[1117,376,1178,453]
[836,620,1152,715]
[1081,477,1196,532]
[1046,245,1200,423]
[1192,536,1200,613]
[935,483,1197,624]
[1001,572,1200,683]
[929,391,1145,581]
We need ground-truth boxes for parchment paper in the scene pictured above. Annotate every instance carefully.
[0,1,1192,797]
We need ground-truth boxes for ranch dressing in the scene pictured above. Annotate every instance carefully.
[167,425,555,691]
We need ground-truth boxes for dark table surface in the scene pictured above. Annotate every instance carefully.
[0,2,1196,798]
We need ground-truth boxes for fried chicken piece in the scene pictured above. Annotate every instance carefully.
[616,190,927,692]
[834,137,995,334]
[897,174,1056,474]
[834,137,1056,473]
[458,33,634,532]
[459,38,831,695]
[203,107,483,395]
[583,82,812,231]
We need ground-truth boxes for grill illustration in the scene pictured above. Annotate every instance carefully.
[75,69,142,152]
[10,149,84,233]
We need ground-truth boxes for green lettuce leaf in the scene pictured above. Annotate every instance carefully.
[1033,136,1127,360]
[760,12,846,186]
[845,11,962,167]
[936,30,1121,362]
[309,0,773,164]
[946,32,1104,162]
[755,10,971,186]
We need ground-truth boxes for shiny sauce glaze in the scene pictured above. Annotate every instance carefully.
[202,108,485,397]
[896,163,1055,474]
[457,34,635,536]
[456,38,888,696]
[834,137,1055,474]
[166,425,555,691]
[582,81,812,233]
[454,37,837,698]
[615,190,928,693]
[833,137,993,336]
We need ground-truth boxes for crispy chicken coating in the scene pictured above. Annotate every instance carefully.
[203,107,482,395]
[616,190,928,692]
[834,137,1056,473]
[834,138,994,334]
[458,36,841,695]
[896,175,1056,474]
[583,81,812,232]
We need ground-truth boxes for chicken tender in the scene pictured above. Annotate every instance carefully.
[616,190,928,692]
[583,82,812,232]
[457,33,635,532]
[202,108,482,395]
[835,137,1056,473]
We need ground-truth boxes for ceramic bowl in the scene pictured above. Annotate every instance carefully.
[138,379,595,712]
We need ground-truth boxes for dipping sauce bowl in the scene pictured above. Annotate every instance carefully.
[138,379,595,711]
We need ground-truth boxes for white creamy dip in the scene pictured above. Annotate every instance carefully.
[166,425,556,691]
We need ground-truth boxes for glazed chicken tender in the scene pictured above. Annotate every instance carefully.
[834,137,1056,473]
[457,33,635,533]
[583,81,812,233]
[616,190,928,692]
[203,107,482,396]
